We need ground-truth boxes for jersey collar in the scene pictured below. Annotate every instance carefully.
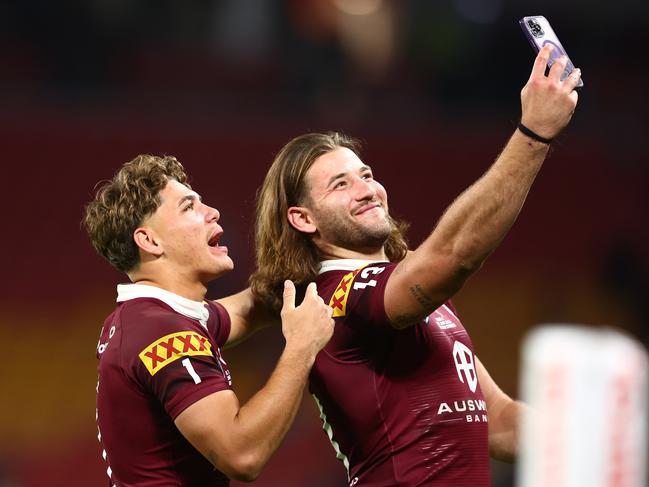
[319,258,389,275]
[116,283,209,328]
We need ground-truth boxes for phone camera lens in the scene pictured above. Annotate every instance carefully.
[527,19,544,38]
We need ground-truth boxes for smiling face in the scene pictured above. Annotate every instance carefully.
[138,179,233,285]
[296,147,392,257]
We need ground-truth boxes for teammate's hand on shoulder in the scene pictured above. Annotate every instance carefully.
[520,43,581,140]
[280,281,334,357]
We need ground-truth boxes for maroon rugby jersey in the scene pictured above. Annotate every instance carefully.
[96,284,233,486]
[311,260,491,487]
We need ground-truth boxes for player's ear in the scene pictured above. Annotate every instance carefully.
[287,206,317,234]
[133,226,164,257]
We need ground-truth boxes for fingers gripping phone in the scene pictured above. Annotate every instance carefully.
[519,16,583,89]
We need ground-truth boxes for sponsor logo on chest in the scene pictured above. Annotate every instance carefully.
[435,339,488,424]
[437,398,489,423]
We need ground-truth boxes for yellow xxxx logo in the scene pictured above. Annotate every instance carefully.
[328,268,363,318]
[139,331,212,375]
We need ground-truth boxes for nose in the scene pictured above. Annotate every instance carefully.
[354,177,376,201]
[206,205,220,222]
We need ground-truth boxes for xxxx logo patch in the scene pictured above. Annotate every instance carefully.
[139,331,212,375]
[328,267,364,317]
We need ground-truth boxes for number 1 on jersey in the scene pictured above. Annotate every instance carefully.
[181,358,202,384]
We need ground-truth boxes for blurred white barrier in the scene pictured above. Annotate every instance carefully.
[517,325,648,487]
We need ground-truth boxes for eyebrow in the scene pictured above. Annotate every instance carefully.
[177,193,202,207]
[326,165,372,188]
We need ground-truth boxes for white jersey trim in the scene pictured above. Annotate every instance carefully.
[312,394,351,479]
[116,283,209,329]
[319,258,389,275]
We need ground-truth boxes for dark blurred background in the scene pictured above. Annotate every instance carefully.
[1,1,647,486]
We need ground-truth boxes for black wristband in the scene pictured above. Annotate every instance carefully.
[517,122,554,145]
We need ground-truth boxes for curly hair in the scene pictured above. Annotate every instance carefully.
[83,154,189,273]
[250,132,409,313]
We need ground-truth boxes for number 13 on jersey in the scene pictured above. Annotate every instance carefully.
[353,266,384,290]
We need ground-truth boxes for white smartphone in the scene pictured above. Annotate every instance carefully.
[519,16,583,89]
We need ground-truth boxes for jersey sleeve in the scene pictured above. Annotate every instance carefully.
[120,300,232,419]
[328,262,397,328]
[206,300,232,346]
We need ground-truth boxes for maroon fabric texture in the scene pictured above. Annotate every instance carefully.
[311,262,491,486]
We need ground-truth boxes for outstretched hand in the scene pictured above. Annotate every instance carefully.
[280,281,334,358]
[520,44,581,140]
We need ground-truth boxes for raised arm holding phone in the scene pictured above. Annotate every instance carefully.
[249,43,581,486]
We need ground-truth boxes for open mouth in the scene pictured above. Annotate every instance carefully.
[207,231,229,255]
[208,231,223,248]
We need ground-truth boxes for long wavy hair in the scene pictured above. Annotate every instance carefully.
[83,155,189,273]
[250,132,409,313]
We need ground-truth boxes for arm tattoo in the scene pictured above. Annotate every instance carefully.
[409,284,436,310]
[392,312,422,327]
[391,284,436,328]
